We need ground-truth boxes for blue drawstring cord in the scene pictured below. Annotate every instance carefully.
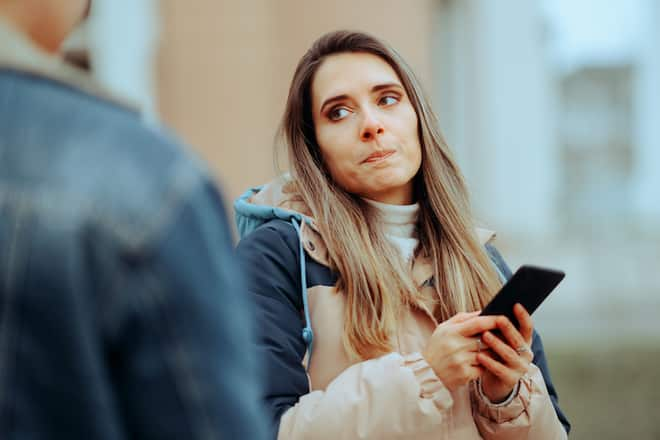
[291,218,314,371]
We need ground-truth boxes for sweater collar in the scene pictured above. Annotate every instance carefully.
[363,198,419,240]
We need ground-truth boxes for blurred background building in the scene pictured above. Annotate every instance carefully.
[67,0,659,438]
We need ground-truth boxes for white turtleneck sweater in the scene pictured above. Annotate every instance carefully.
[363,198,419,262]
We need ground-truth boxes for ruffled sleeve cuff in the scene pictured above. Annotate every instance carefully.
[475,379,521,407]
[403,352,453,412]
[470,369,533,423]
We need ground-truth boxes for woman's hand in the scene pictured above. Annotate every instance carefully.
[477,304,534,403]
[423,312,499,392]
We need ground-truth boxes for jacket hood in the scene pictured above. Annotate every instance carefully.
[234,174,316,239]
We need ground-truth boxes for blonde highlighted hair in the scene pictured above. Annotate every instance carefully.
[280,30,502,361]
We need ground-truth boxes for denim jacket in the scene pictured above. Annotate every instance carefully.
[0,22,266,439]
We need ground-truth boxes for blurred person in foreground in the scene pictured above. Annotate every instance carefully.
[235,30,570,439]
[0,1,266,439]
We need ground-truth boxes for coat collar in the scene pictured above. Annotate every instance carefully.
[0,19,138,112]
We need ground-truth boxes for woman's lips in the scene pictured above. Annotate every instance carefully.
[362,150,395,163]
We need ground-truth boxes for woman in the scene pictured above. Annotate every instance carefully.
[235,30,570,439]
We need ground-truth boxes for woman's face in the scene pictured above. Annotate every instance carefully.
[311,52,422,205]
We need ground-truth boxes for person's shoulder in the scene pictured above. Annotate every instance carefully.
[3,68,183,161]
[84,139,213,253]
[4,71,214,247]
[72,118,209,247]
[2,68,141,128]
[236,218,306,310]
[237,218,299,256]
[236,219,303,280]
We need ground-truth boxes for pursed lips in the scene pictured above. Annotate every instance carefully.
[362,149,396,164]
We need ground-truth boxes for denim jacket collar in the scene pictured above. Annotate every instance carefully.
[0,19,138,112]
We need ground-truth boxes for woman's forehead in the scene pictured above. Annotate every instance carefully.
[311,52,402,104]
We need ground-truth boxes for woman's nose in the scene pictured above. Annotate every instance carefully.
[360,110,385,142]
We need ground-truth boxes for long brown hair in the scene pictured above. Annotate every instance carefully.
[280,30,502,361]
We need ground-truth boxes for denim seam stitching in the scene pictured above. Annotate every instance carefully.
[0,192,28,434]
[133,267,216,440]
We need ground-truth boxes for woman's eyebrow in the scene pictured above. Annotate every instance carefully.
[320,94,350,114]
[319,83,404,114]
[371,82,404,93]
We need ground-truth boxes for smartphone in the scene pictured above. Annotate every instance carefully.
[480,264,565,327]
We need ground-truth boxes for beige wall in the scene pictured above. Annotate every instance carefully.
[158,0,436,199]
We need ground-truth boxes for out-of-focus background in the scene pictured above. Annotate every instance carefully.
[68,1,659,438]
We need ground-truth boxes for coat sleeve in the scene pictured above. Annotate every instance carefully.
[236,221,455,440]
[278,352,455,439]
[469,361,567,440]
[475,244,571,438]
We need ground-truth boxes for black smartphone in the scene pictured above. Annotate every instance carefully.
[480,265,565,327]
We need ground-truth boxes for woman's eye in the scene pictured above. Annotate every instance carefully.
[328,107,350,121]
[379,95,400,106]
